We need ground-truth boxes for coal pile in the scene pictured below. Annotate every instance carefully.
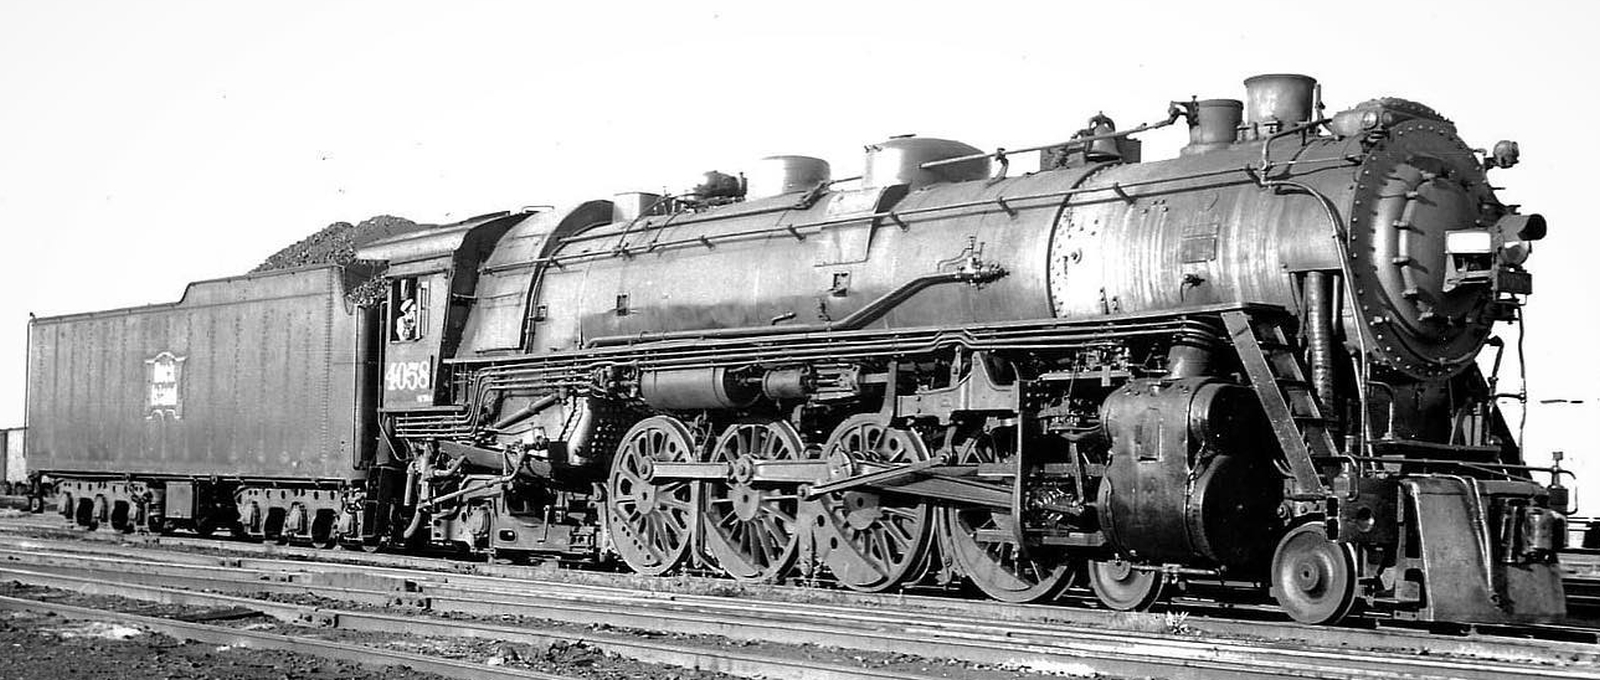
[252,215,432,273]
[252,215,433,304]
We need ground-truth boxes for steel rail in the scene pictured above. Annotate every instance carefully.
[1,540,1594,680]
[0,563,1455,680]
[0,593,572,680]
[3,525,1597,661]
[0,566,945,680]
[5,523,1598,653]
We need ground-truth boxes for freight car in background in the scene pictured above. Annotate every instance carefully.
[23,73,1574,627]
[1,427,22,496]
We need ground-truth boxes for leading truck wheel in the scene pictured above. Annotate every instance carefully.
[1088,558,1164,611]
[606,416,700,576]
[1270,523,1358,625]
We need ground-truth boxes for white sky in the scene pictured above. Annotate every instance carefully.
[2,1,1597,503]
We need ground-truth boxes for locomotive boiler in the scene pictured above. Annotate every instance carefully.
[25,73,1568,626]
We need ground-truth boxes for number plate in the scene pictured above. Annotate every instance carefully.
[384,359,434,405]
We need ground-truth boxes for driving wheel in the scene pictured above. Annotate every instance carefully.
[701,419,809,582]
[813,414,934,592]
[940,427,1074,602]
[607,416,700,576]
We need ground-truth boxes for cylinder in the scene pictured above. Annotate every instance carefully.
[1243,74,1317,127]
[1182,99,1242,155]
[746,155,831,200]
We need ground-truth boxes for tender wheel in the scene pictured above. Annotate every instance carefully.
[1089,558,1164,611]
[702,420,808,583]
[1271,523,1358,625]
[813,414,934,592]
[310,511,338,549]
[607,416,700,576]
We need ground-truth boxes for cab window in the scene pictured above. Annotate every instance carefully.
[389,277,429,342]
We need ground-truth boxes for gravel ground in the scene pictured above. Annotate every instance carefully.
[0,608,456,680]
[0,583,738,680]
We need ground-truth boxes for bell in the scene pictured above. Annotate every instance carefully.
[1085,113,1122,161]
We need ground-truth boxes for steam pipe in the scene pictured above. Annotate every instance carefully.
[490,393,560,431]
[1305,271,1336,411]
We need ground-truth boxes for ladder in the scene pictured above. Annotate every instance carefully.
[1221,310,1333,500]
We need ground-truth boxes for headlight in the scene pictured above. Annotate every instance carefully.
[1500,240,1532,266]
[1445,229,1493,255]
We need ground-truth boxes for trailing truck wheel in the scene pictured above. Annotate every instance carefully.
[701,419,809,583]
[606,416,700,576]
[1270,523,1358,625]
[812,415,935,592]
[1088,558,1164,611]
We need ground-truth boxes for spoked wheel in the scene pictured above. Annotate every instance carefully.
[1089,558,1164,611]
[813,414,934,592]
[943,509,1075,603]
[701,420,808,583]
[940,427,1074,603]
[607,416,701,576]
[1271,523,1358,625]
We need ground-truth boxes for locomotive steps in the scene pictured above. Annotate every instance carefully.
[0,527,1596,679]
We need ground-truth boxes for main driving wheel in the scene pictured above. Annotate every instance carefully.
[943,508,1075,603]
[606,416,700,576]
[940,426,1074,603]
[1088,558,1164,611]
[1270,523,1358,625]
[813,414,934,592]
[702,420,809,583]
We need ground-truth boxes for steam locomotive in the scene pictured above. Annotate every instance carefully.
[25,73,1568,625]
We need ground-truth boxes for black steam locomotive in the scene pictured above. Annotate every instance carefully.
[25,73,1567,625]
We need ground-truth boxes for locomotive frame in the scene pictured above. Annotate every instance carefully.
[24,73,1569,626]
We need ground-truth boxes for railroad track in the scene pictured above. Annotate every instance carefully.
[4,511,1598,638]
[0,594,575,680]
[1,531,1597,680]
